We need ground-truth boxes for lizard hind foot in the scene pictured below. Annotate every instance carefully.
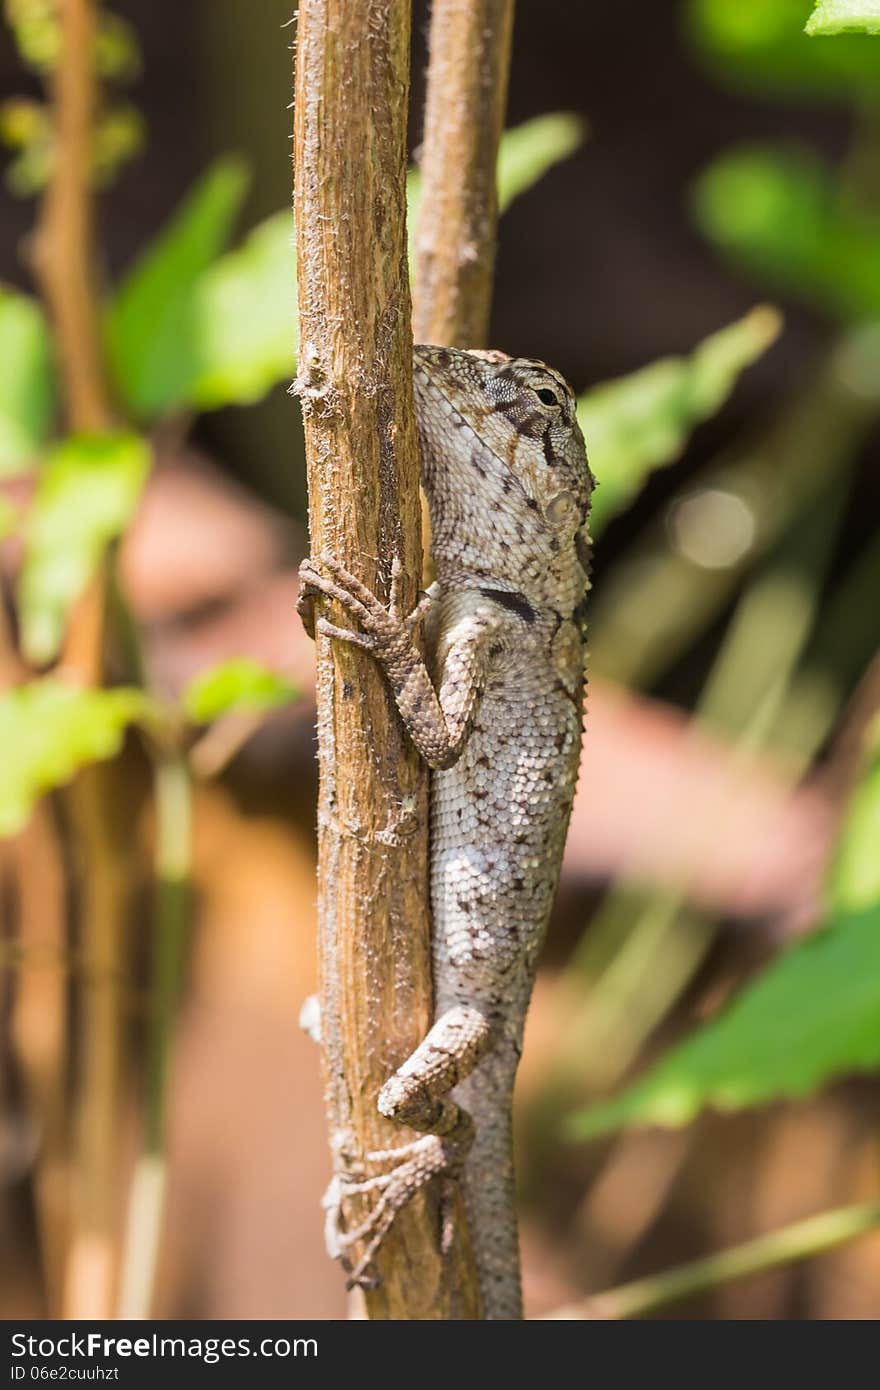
[323,1132,467,1291]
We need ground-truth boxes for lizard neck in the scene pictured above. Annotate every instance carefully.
[434,540,590,625]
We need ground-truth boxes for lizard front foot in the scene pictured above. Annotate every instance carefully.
[323,1128,470,1290]
[298,554,432,654]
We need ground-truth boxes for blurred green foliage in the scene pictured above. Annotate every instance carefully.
[695,146,880,321]
[105,158,250,419]
[19,433,150,664]
[579,306,781,533]
[827,717,880,909]
[2,0,143,192]
[182,658,299,724]
[558,0,880,1148]
[806,0,880,35]
[4,0,140,77]
[687,0,880,96]
[183,211,298,410]
[0,284,54,473]
[4,0,64,74]
[0,652,300,834]
[0,493,19,539]
[407,112,584,272]
[0,95,53,194]
[91,103,146,190]
[570,717,880,1136]
[494,111,586,212]
[0,679,152,836]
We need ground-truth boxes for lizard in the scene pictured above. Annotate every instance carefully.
[298,344,594,1320]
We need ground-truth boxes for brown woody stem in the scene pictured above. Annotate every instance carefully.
[30,0,125,1320]
[412,0,515,349]
[293,0,482,1319]
[32,0,112,432]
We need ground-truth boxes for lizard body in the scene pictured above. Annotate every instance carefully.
[299,345,593,1319]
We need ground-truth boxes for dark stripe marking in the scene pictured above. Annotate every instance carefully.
[542,425,557,467]
[515,411,541,435]
[479,588,536,624]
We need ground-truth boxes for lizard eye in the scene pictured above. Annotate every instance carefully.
[534,387,559,407]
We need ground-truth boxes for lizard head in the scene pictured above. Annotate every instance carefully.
[413,345,594,588]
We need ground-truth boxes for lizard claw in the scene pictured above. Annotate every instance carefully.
[315,616,379,651]
[295,561,318,640]
[297,554,428,657]
[298,557,376,628]
[322,1132,468,1290]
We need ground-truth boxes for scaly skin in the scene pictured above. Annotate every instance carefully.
[299,345,593,1319]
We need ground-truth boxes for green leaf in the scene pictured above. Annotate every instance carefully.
[806,0,880,35]
[568,904,880,1137]
[568,720,880,1139]
[578,307,781,533]
[175,113,583,407]
[0,679,151,837]
[496,112,585,214]
[104,116,580,416]
[407,112,585,264]
[694,145,880,322]
[106,158,249,420]
[184,211,297,410]
[687,0,880,98]
[182,658,299,724]
[19,433,150,664]
[0,285,55,475]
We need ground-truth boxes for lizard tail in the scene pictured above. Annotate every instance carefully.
[457,1055,522,1320]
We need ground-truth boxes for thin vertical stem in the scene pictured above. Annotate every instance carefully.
[412,0,515,348]
[32,0,112,432]
[117,752,191,1320]
[30,0,126,1320]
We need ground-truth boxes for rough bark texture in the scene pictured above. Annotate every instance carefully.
[412,0,515,349]
[293,0,482,1319]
